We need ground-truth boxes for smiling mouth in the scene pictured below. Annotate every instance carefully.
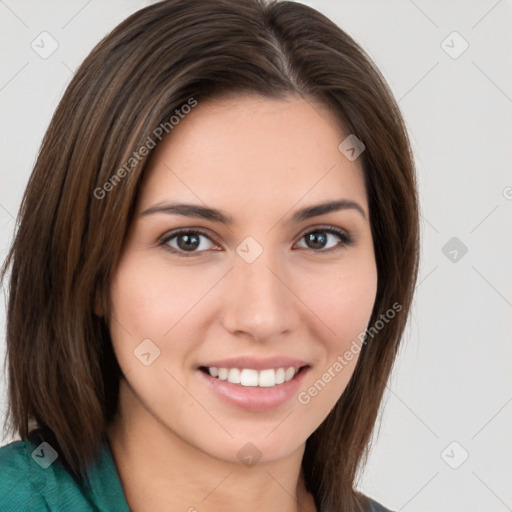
[199,366,308,388]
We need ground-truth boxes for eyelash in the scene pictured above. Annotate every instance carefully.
[158,225,354,258]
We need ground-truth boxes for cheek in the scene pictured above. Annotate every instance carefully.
[300,258,378,347]
[294,263,377,421]
[333,276,377,340]
[109,256,216,342]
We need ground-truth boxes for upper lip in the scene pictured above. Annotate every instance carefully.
[199,356,310,371]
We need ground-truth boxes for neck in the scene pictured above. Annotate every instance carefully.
[106,379,317,512]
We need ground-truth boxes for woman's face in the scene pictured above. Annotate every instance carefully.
[107,94,377,464]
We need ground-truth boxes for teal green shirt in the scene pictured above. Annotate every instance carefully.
[0,432,393,512]
[0,431,130,511]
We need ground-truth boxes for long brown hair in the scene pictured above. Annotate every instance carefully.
[1,1,419,510]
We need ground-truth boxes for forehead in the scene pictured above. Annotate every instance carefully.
[137,94,368,222]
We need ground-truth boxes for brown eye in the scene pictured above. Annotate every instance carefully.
[161,230,217,256]
[175,233,201,251]
[295,227,354,252]
[304,231,329,250]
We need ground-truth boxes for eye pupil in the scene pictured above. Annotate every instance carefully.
[306,231,327,249]
[166,228,345,256]
[177,233,200,251]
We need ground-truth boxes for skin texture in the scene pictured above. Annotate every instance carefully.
[104,94,378,512]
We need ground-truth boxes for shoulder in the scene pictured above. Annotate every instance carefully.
[0,429,130,512]
[0,436,46,510]
[362,495,396,512]
[0,430,124,512]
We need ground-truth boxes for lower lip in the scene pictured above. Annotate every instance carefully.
[197,367,309,411]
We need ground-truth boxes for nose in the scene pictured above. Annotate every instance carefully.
[220,251,298,341]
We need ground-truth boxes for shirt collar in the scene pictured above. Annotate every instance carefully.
[82,434,131,511]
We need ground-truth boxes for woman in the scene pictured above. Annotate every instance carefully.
[0,0,419,511]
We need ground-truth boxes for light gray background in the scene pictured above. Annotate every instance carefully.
[1,1,511,511]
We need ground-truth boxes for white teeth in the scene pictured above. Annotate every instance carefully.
[240,369,259,386]
[285,367,296,382]
[205,366,300,387]
[228,368,241,384]
[258,369,275,387]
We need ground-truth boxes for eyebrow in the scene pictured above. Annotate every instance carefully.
[141,199,366,224]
